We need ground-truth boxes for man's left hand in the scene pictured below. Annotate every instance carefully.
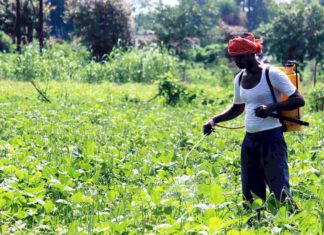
[255,104,276,118]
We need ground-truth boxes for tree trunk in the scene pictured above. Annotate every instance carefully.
[27,20,33,43]
[16,0,21,53]
[39,0,44,53]
[313,60,318,87]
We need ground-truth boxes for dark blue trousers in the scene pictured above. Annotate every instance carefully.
[241,127,290,203]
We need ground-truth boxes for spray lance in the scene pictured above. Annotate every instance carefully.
[183,134,208,175]
[182,123,244,175]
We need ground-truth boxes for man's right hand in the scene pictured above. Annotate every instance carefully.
[203,120,215,136]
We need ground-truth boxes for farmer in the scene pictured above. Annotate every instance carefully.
[203,33,305,208]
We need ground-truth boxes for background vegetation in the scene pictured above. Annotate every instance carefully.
[0,0,323,234]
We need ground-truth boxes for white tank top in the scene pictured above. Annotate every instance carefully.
[233,66,296,133]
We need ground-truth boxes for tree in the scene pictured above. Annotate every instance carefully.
[134,13,155,33]
[153,0,219,49]
[257,9,306,63]
[247,0,269,30]
[256,2,324,86]
[217,0,245,26]
[65,0,131,59]
[0,0,51,46]
[304,3,324,86]
[39,0,43,52]
[235,0,273,31]
[48,0,72,39]
[16,0,21,52]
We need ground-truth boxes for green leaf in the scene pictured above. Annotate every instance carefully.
[251,199,263,210]
[70,192,93,204]
[208,217,222,234]
[209,184,224,205]
[95,222,110,233]
[154,224,177,233]
[44,200,55,213]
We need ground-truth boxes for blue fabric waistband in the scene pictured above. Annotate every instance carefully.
[246,127,283,138]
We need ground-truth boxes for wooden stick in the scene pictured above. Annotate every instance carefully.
[30,79,51,103]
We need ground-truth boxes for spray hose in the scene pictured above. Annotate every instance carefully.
[215,124,245,129]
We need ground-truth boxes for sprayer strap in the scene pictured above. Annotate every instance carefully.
[238,71,244,87]
[265,66,287,131]
[265,66,277,103]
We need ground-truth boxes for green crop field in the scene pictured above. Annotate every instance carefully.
[0,80,322,234]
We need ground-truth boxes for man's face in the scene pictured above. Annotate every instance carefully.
[232,54,254,69]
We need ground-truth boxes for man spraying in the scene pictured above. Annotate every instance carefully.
[203,33,304,209]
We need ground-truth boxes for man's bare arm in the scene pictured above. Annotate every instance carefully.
[203,103,245,135]
[210,103,245,124]
[255,90,305,118]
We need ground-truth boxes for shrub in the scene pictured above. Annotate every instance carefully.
[308,84,324,112]
[104,47,179,83]
[183,43,227,64]
[0,30,13,52]
[78,61,109,83]
[14,44,41,81]
[157,72,198,105]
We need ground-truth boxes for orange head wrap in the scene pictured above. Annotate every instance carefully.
[228,33,263,56]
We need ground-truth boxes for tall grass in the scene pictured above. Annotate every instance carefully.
[0,43,237,86]
[0,44,180,83]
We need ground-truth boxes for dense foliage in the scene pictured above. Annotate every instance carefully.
[241,0,271,31]
[182,43,227,63]
[48,0,72,39]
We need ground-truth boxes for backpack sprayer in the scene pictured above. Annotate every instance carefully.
[277,61,309,131]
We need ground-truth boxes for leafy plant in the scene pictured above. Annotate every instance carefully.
[106,47,179,83]
[308,83,324,111]
[157,72,197,105]
[0,30,13,52]
[183,43,227,64]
